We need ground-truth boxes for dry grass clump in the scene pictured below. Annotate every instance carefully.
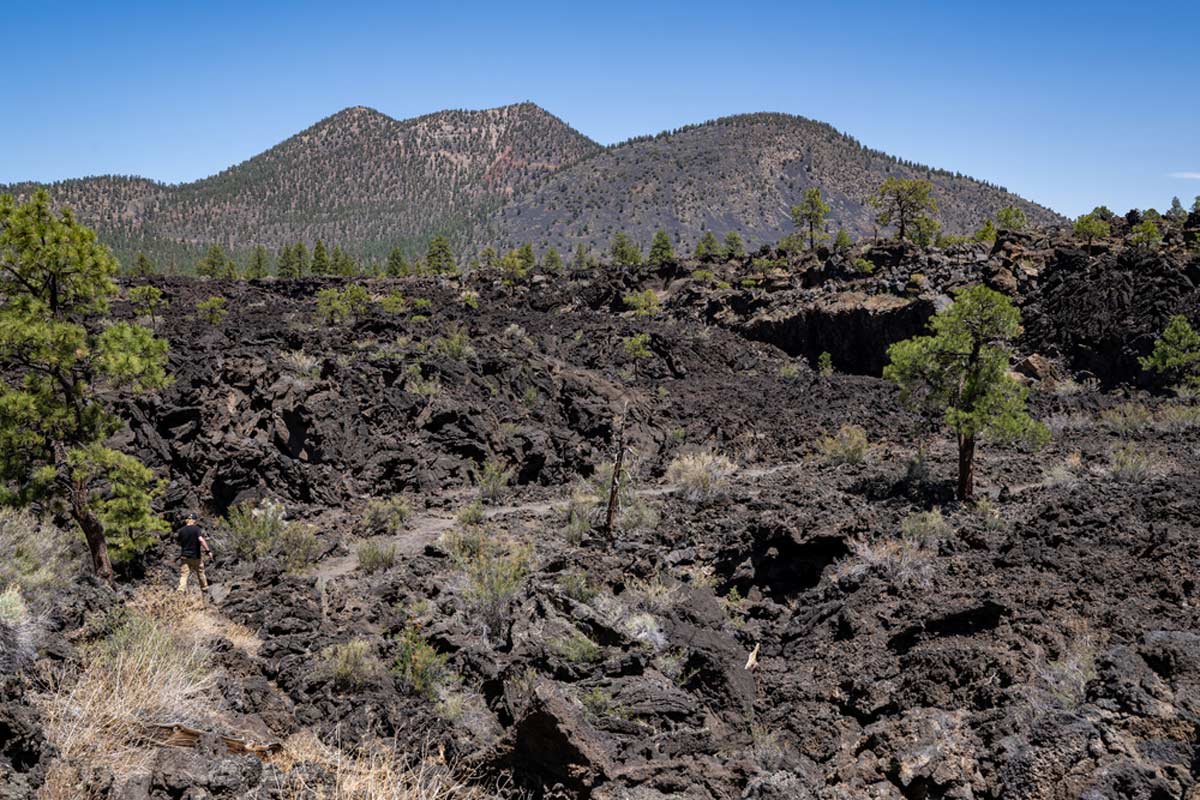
[1099,402,1153,434]
[0,508,80,603]
[270,731,487,800]
[463,542,532,641]
[839,537,934,589]
[899,508,950,545]
[363,496,413,535]
[816,424,869,465]
[1110,442,1152,483]
[474,459,514,503]
[39,593,215,781]
[0,585,37,672]
[319,639,385,691]
[666,450,737,504]
[358,540,398,574]
[393,627,450,700]
[1031,617,1098,711]
[1156,402,1200,431]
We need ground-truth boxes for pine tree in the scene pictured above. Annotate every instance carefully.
[1073,213,1110,250]
[311,240,331,276]
[973,220,998,243]
[694,231,720,262]
[480,247,498,271]
[791,188,830,249]
[332,246,357,277]
[996,206,1027,231]
[648,229,675,266]
[1139,315,1200,389]
[722,231,745,260]
[517,242,537,272]
[542,246,564,271]
[129,251,157,278]
[610,232,642,266]
[1166,196,1187,224]
[572,243,590,271]
[277,244,300,279]
[869,178,938,241]
[426,235,456,274]
[833,228,853,252]
[196,244,236,279]
[884,285,1048,499]
[245,245,271,279]
[386,246,409,277]
[294,243,311,277]
[0,191,170,579]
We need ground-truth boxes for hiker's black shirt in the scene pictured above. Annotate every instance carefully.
[177,525,203,559]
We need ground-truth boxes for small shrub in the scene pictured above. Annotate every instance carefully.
[281,348,320,376]
[464,543,531,640]
[558,572,598,604]
[777,362,800,380]
[432,325,476,361]
[853,257,875,275]
[838,537,934,589]
[0,509,79,602]
[319,639,383,690]
[0,586,36,672]
[622,289,660,316]
[443,525,489,564]
[553,630,603,664]
[392,626,449,700]
[1157,403,1200,431]
[404,364,442,397]
[364,496,412,535]
[377,290,408,314]
[666,450,737,505]
[817,351,834,376]
[1099,402,1153,433]
[456,501,485,527]
[459,290,480,310]
[475,459,514,503]
[817,424,869,464]
[223,498,287,560]
[1110,443,1151,483]
[195,296,227,324]
[579,687,623,719]
[276,523,319,573]
[899,508,949,544]
[358,541,397,574]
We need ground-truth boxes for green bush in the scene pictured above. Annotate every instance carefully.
[223,499,287,560]
[456,501,485,527]
[432,325,476,361]
[276,523,319,573]
[357,541,397,574]
[475,459,514,503]
[817,425,869,464]
[392,626,449,699]
[552,629,603,664]
[900,508,950,544]
[1110,443,1151,483]
[319,639,383,690]
[465,543,531,640]
[363,496,412,535]
[195,296,227,325]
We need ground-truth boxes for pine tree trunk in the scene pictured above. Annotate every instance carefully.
[73,497,113,582]
[957,434,976,500]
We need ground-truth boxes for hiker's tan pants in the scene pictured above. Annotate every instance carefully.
[178,557,208,591]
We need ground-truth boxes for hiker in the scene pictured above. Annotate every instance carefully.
[176,513,212,595]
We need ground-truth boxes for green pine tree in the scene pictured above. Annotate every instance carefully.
[884,285,1048,499]
[332,246,357,277]
[386,246,409,277]
[869,178,938,241]
[426,235,456,274]
[542,246,564,271]
[610,232,642,266]
[311,240,331,276]
[722,231,745,260]
[694,231,720,262]
[648,230,675,266]
[245,245,271,279]
[791,187,831,249]
[0,191,170,579]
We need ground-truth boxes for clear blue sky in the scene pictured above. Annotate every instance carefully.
[4,0,1198,217]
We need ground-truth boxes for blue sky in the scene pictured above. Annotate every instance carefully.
[3,0,1198,217]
